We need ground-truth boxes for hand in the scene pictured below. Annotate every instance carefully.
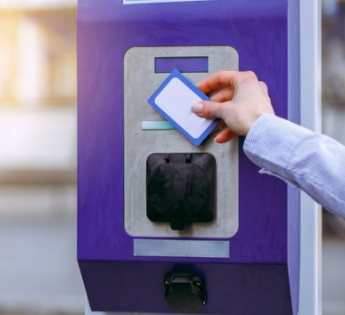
[191,71,275,143]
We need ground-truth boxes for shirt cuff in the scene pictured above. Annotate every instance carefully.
[243,114,314,184]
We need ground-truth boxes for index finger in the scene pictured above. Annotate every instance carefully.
[197,70,240,94]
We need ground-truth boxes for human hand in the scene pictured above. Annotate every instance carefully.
[191,71,275,143]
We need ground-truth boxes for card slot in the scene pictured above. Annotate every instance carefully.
[155,57,209,73]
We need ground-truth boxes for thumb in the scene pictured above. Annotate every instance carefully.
[191,101,225,119]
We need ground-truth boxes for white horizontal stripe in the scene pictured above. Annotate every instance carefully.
[134,239,229,258]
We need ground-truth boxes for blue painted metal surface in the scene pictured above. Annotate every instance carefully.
[77,0,300,314]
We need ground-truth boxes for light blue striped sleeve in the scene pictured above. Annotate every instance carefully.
[243,114,345,218]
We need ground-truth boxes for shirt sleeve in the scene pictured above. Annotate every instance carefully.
[243,114,345,218]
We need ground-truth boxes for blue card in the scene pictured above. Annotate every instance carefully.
[147,69,219,146]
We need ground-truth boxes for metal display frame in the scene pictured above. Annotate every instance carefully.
[298,0,322,314]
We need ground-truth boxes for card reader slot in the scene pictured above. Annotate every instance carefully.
[155,57,209,73]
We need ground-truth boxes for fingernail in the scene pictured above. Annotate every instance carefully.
[191,102,203,113]
[214,136,221,144]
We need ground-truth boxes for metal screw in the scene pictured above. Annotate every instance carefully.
[164,280,171,286]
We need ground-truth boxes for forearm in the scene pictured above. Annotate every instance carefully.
[243,114,345,218]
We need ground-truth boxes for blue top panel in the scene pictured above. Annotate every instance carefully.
[78,0,287,22]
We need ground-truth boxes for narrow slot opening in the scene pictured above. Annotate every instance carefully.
[155,57,209,73]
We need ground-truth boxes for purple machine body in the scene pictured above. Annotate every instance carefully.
[77,0,301,314]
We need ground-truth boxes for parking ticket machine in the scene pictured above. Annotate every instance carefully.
[77,0,302,314]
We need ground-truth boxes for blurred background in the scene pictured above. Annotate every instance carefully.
[0,0,344,315]
[0,0,82,315]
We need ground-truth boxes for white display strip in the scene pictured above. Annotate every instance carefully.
[141,121,175,130]
[134,239,230,258]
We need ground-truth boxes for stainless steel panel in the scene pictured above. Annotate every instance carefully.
[124,46,239,238]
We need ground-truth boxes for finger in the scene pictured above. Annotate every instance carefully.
[210,87,235,103]
[214,128,238,143]
[197,71,239,94]
[197,70,258,95]
[259,81,268,93]
[191,101,226,119]
[210,120,226,134]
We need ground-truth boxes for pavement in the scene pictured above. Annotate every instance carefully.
[0,220,84,315]
[322,236,345,315]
